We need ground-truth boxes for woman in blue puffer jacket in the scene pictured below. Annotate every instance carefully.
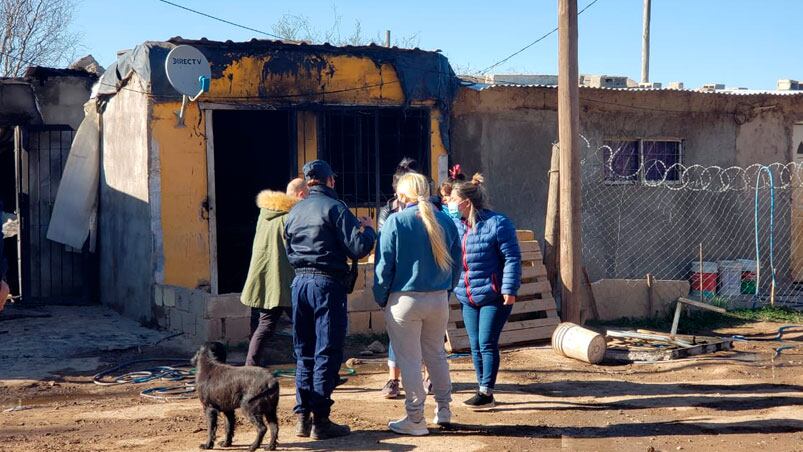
[447,173,521,410]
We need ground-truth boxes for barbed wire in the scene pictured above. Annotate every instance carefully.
[583,143,803,192]
[580,137,803,311]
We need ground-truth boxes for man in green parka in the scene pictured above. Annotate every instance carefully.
[241,178,308,367]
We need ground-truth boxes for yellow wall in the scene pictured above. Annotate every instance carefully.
[297,111,317,175]
[153,52,449,290]
[151,102,211,288]
[428,106,448,186]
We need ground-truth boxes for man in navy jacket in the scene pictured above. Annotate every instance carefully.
[284,160,376,440]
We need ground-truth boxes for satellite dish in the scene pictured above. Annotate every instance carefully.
[165,45,211,97]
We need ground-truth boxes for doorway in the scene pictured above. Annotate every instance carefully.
[211,110,294,295]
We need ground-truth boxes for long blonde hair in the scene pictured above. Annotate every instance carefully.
[396,173,452,271]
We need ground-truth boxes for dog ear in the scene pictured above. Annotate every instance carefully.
[206,341,227,363]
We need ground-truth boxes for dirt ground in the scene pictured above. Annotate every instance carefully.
[1,321,801,452]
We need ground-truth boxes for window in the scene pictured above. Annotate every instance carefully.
[602,140,639,183]
[643,140,681,182]
[321,109,430,207]
[602,139,682,184]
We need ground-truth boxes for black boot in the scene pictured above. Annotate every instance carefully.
[311,417,351,440]
[295,413,312,438]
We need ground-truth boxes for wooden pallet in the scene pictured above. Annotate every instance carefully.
[445,230,561,352]
[604,335,734,362]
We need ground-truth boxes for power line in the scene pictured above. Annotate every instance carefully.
[0,49,38,75]
[478,0,602,75]
[155,0,289,41]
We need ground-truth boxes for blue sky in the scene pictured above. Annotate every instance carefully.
[72,0,803,90]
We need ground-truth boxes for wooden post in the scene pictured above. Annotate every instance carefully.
[646,273,655,318]
[544,143,560,304]
[558,0,584,324]
[641,0,651,84]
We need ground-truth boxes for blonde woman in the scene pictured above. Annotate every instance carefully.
[373,172,462,436]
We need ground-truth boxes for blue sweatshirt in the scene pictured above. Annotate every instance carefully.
[373,204,462,306]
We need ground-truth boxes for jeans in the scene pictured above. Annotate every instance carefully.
[461,300,512,392]
[246,306,290,367]
[291,274,348,419]
[388,344,397,369]
[384,291,452,422]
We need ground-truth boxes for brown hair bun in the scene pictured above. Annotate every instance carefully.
[471,173,485,186]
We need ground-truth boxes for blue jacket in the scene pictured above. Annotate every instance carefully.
[373,204,462,306]
[284,185,376,276]
[454,209,522,307]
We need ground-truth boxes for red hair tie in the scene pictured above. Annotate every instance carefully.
[449,164,462,180]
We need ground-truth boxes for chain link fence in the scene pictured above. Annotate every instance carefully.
[581,139,803,313]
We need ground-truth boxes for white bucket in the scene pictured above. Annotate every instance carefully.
[738,259,757,272]
[551,322,607,364]
[718,260,741,297]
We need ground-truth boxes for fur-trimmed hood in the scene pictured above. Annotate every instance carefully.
[256,190,299,215]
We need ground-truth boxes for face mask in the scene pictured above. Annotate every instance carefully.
[447,201,461,219]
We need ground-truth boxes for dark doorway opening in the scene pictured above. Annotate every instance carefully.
[212,110,294,295]
[320,108,430,208]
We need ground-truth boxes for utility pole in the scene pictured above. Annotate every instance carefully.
[385,30,391,47]
[558,0,584,323]
[641,0,651,84]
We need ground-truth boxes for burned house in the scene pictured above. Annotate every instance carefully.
[48,38,457,345]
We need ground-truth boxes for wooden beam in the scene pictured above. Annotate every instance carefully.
[558,0,584,323]
[677,297,728,314]
[544,143,560,303]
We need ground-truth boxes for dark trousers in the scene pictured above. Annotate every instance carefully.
[461,300,512,390]
[246,306,290,367]
[291,274,347,419]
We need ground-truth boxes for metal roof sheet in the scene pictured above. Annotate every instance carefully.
[463,81,803,96]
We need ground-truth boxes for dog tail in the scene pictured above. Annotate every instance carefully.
[247,381,279,404]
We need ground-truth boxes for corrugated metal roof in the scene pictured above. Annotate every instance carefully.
[463,81,803,96]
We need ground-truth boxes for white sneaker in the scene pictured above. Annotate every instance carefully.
[388,416,429,436]
[432,406,452,426]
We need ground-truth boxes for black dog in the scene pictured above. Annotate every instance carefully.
[192,342,280,451]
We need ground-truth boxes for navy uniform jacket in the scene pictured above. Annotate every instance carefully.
[284,185,376,276]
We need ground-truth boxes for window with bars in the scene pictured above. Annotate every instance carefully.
[602,139,682,184]
[320,108,430,207]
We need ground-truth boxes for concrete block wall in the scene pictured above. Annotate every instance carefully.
[153,262,386,349]
[154,285,250,348]
[347,263,386,336]
[205,294,251,345]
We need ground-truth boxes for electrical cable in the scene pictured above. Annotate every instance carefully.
[155,0,289,41]
[478,0,602,75]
